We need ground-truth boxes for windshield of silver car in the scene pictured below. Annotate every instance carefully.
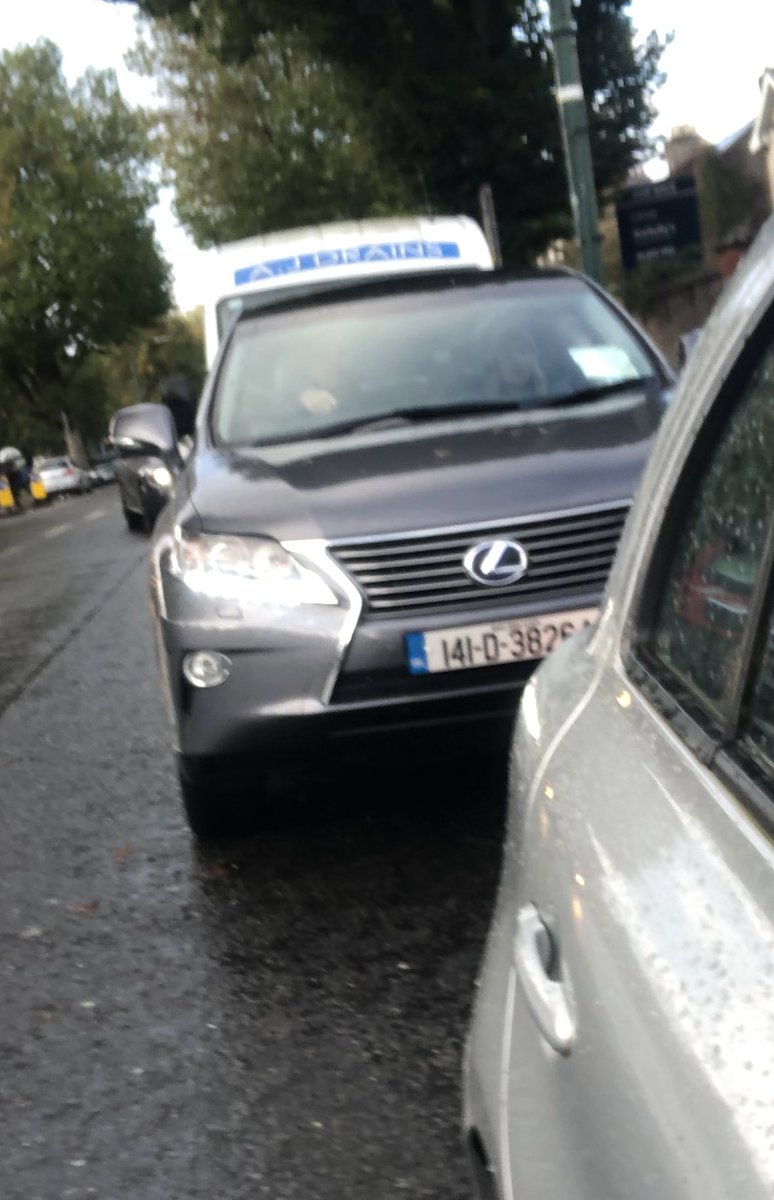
[212,276,658,446]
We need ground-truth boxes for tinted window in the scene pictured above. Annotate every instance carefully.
[213,277,657,446]
[740,588,774,774]
[648,345,774,717]
[217,289,312,340]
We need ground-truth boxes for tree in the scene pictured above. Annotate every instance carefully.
[13,310,206,458]
[116,0,666,262]
[0,40,171,443]
[574,2,666,195]
[129,21,412,248]
[100,307,206,413]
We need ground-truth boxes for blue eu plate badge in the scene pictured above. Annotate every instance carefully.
[405,632,429,675]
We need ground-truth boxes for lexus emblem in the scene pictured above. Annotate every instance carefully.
[463,539,529,587]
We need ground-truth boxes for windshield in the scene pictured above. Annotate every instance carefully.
[216,288,309,340]
[213,272,473,341]
[213,276,658,446]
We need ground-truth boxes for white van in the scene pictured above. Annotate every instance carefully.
[202,215,494,367]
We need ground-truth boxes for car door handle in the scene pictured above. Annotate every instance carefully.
[515,904,576,1055]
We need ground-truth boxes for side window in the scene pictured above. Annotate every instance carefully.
[645,342,774,721]
[740,585,774,773]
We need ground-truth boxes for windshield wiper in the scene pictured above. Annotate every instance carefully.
[538,377,654,408]
[238,401,527,446]
[238,381,655,447]
[297,400,535,440]
[300,382,655,438]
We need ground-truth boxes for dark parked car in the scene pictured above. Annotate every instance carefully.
[88,456,118,486]
[112,268,672,836]
[110,413,174,533]
[110,378,196,532]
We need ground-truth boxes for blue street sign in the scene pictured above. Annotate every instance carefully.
[616,176,702,271]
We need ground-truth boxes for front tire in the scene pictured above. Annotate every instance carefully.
[140,499,156,535]
[122,501,146,533]
[179,774,252,840]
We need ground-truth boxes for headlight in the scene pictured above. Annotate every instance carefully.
[141,465,173,488]
[169,528,338,606]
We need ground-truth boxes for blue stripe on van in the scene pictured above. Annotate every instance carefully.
[233,240,461,287]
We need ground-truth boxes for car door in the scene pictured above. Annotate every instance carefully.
[500,316,774,1197]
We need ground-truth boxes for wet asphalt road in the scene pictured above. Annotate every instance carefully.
[0,489,508,1200]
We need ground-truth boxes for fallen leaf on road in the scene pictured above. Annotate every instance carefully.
[203,861,235,879]
[70,901,99,914]
[111,844,135,861]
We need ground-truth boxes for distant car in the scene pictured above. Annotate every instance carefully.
[111,266,672,837]
[34,456,92,497]
[89,458,117,486]
[464,218,774,1198]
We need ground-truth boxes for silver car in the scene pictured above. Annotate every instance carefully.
[34,456,92,496]
[464,218,774,1196]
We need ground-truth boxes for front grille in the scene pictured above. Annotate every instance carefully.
[330,502,630,619]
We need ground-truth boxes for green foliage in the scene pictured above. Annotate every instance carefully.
[0,39,171,442]
[9,308,206,458]
[116,0,666,263]
[100,307,206,412]
[619,245,705,316]
[144,307,206,399]
[130,23,412,247]
[575,2,667,192]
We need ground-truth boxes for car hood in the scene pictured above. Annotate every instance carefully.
[187,394,661,541]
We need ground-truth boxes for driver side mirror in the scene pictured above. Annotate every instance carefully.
[108,403,180,460]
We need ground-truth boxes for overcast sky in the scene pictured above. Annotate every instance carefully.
[2,0,774,308]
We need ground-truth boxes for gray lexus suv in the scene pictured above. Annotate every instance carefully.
[111,268,672,836]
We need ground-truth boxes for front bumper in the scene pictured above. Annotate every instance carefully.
[152,535,600,775]
[164,635,522,783]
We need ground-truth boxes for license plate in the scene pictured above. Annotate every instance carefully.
[405,607,599,674]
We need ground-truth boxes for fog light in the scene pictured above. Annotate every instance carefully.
[182,650,231,688]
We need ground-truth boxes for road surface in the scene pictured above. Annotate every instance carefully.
[0,489,507,1200]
